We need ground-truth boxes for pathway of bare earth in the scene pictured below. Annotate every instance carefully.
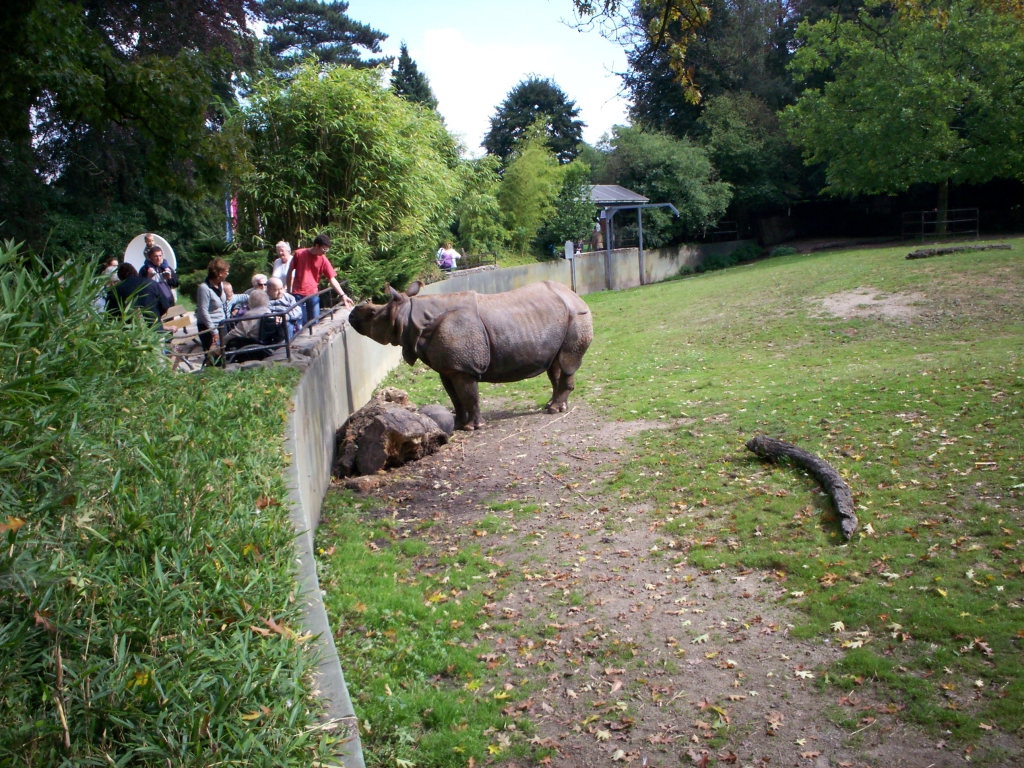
[318,240,1024,768]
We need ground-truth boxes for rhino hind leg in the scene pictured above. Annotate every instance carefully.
[545,310,592,414]
[449,373,484,430]
[545,360,574,413]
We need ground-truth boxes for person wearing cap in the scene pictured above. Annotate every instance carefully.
[285,233,353,326]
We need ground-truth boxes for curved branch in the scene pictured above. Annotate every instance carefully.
[745,435,857,540]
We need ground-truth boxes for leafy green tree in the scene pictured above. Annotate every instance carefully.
[572,0,711,100]
[623,0,801,136]
[782,0,1024,221]
[391,43,438,110]
[497,126,563,253]
[232,63,461,297]
[456,156,509,254]
[0,0,255,255]
[697,92,803,221]
[538,161,595,254]
[261,0,387,68]
[599,126,731,245]
[484,77,585,164]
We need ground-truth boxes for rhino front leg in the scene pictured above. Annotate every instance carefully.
[440,374,469,428]
[450,373,484,430]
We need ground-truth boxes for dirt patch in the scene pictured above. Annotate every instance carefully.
[814,288,927,321]
[338,394,1018,767]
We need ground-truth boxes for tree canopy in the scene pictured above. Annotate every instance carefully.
[598,126,732,245]
[697,92,803,220]
[782,0,1024,203]
[261,0,388,69]
[391,43,439,110]
[496,126,564,252]
[232,63,460,296]
[0,0,258,257]
[483,77,585,164]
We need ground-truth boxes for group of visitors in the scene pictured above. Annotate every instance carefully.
[105,234,179,322]
[194,233,353,355]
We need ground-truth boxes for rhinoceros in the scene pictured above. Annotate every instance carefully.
[348,280,593,430]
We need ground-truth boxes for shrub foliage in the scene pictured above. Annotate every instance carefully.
[232,63,462,298]
[0,242,328,765]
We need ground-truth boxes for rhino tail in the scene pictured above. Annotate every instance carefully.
[557,302,593,377]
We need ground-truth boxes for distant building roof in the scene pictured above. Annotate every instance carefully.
[589,185,650,206]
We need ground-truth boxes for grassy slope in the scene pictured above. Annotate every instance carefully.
[356,240,1024,744]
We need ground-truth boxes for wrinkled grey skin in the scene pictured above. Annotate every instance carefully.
[349,280,593,430]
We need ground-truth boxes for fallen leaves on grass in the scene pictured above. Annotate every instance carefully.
[0,516,26,534]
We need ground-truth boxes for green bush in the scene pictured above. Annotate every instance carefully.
[770,245,798,257]
[0,241,330,765]
[228,249,273,292]
[731,242,765,262]
[232,63,461,298]
[695,242,763,273]
[696,249,736,272]
[178,268,207,301]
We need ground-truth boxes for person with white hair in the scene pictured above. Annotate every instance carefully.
[267,277,302,339]
[271,241,292,282]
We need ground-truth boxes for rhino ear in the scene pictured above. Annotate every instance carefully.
[406,280,422,297]
[387,283,402,302]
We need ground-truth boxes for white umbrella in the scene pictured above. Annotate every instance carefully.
[124,233,176,271]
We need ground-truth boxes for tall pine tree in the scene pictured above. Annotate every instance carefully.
[391,43,438,110]
[484,77,585,164]
[262,0,387,68]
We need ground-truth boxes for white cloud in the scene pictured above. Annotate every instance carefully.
[410,27,628,155]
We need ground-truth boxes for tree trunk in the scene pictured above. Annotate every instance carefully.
[333,388,451,478]
[936,178,950,235]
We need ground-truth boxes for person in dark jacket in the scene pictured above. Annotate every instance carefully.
[138,245,178,305]
[107,263,171,324]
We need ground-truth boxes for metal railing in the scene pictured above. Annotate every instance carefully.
[902,208,979,242]
[449,253,497,271]
[214,286,348,365]
[700,221,740,242]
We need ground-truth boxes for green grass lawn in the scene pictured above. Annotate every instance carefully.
[381,239,1024,740]
[317,494,531,767]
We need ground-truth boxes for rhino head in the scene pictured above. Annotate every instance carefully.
[348,280,422,346]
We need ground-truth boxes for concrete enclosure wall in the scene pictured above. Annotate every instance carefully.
[572,240,756,294]
[286,321,401,768]
[285,236,757,766]
[421,259,571,295]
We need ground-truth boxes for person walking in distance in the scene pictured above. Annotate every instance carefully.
[285,233,353,326]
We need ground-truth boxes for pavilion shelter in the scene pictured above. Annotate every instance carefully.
[589,185,679,290]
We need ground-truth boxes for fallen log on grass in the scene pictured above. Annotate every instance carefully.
[906,243,1011,260]
[745,435,857,539]
[333,387,452,478]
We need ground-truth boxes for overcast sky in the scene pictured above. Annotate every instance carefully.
[347,0,631,154]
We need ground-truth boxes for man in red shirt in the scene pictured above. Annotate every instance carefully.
[285,233,353,326]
